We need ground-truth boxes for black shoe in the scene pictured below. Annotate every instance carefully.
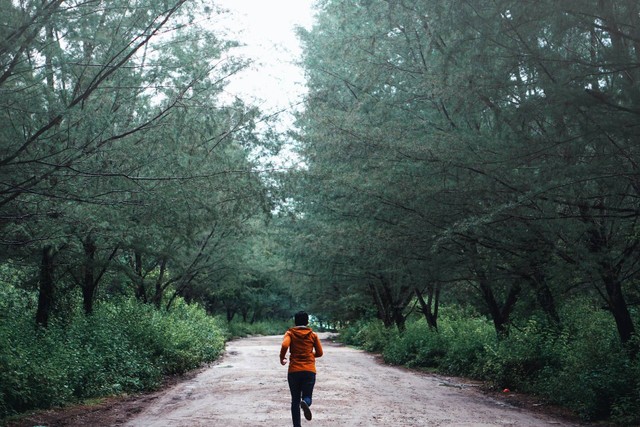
[300,400,312,420]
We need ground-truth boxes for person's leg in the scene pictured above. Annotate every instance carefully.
[287,372,303,427]
[300,372,316,420]
[300,372,316,407]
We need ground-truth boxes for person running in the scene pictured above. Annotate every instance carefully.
[280,311,324,426]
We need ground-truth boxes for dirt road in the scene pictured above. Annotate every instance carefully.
[10,333,581,426]
[120,333,577,427]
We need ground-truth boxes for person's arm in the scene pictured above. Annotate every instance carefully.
[313,334,323,358]
[280,332,291,365]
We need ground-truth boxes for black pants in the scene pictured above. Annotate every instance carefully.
[287,371,316,427]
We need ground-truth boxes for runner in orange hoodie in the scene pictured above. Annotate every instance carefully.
[280,311,323,426]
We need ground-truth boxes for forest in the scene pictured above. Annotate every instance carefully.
[1,0,639,424]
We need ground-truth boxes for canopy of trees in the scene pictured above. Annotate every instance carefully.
[2,0,640,423]
[0,0,288,324]
[284,0,640,354]
[3,0,638,365]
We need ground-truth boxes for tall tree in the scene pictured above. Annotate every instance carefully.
[292,0,640,348]
[0,0,272,324]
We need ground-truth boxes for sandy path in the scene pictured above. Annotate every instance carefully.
[122,334,578,427]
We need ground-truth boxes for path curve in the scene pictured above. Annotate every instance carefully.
[123,334,578,427]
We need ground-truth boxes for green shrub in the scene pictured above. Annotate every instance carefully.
[529,304,638,422]
[154,300,226,374]
[336,320,366,347]
[438,312,494,377]
[610,345,640,426]
[382,320,424,366]
[0,289,226,421]
[338,319,394,352]
[337,303,640,425]
[354,319,393,353]
[382,319,446,367]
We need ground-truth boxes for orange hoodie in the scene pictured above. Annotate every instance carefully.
[280,326,323,373]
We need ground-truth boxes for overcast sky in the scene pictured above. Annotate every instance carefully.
[214,0,316,117]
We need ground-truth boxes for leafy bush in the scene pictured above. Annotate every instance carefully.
[477,318,561,391]
[338,303,640,425]
[527,303,639,422]
[0,289,226,420]
[437,312,494,377]
[154,300,226,374]
[610,343,640,426]
[342,319,392,353]
[336,320,365,347]
[383,319,447,367]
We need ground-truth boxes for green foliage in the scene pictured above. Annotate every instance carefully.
[382,319,447,367]
[0,289,225,420]
[145,299,226,375]
[339,319,393,353]
[527,304,640,421]
[340,304,640,424]
[291,3,640,423]
[477,320,569,403]
[0,0,272,330]
[293,0,640,354]
[437,312,496,377]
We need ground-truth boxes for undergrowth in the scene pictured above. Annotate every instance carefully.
[0,287,225,420]
[339,304,640,425]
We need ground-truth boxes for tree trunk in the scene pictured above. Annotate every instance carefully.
[368,276,410,332]
[392,307,406,332]
[134,250,147,302]
[602,269,637,357]
[476,270,521,338]
[470,243,521,338]
[241,307,250,323]
[527,270,560,325]
[581,204,637,355]
[368,281,394,328]
[152,257,167,309]
[35,246,56,327]
[82,234,97,315]
[250,309,259,324]
[415,283,440,330]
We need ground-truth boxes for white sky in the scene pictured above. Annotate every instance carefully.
[214,0,316,117]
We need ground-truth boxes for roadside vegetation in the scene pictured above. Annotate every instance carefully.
[0,286,228,420]
[0,282,296,421]
[283,1,640,425]
[0,0,290,421]
[3,1,640,426]
[339,304,640,425]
